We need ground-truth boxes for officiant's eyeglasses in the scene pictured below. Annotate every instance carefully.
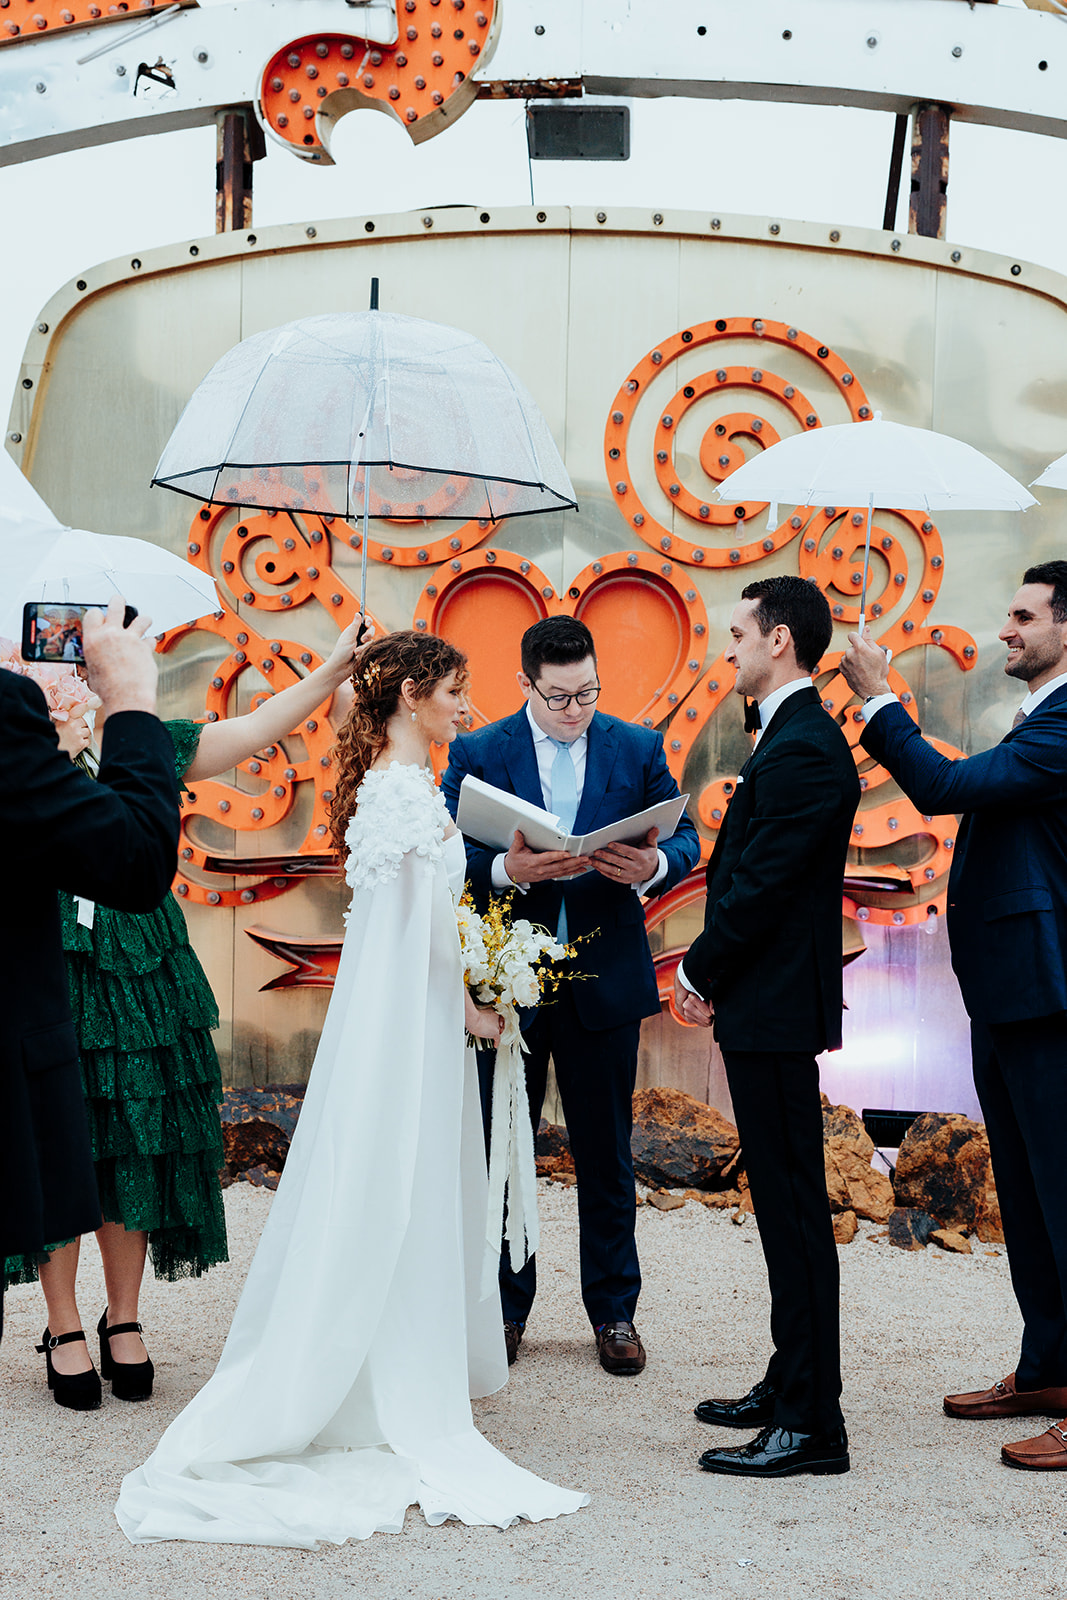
[532,683,601,711]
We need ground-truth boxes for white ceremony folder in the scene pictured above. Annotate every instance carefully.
[457,773,689,857]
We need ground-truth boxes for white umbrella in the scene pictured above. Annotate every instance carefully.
[714,414,1037,628]
[1031,452,1067,491]
[0,455,220,640]
[152,307,577,621]
[0,527,221,641]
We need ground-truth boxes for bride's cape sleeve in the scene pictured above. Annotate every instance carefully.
[343,763,447,899]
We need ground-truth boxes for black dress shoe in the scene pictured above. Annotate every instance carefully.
[699,1423,850,1478]
[36,1328,102,1412]
[97,1309,154,1401]
[694,1378,777,1429]
[503,1321,524,1366]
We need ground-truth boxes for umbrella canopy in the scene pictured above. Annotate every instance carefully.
[1031,451,1067,492]
[714,415,1036,629]
[714,416,1037,514]
[0,455,220,640]
[153,311,577,524]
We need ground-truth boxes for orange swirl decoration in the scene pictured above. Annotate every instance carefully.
[604,317,871,567]
[157,504,381,907]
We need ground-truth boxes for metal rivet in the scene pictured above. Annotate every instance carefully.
[769,222,780,235]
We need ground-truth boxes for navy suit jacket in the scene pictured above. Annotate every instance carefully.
[861,688,1067,1025]
[442,708,701,1032]
[684,686,860,1054]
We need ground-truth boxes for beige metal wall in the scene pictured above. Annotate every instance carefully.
[10,208,1067,1115]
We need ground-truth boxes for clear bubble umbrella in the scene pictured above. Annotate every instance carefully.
[714,413,1037,630]
[152,306,578,624]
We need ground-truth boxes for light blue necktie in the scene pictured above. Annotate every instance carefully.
[549,738,578,942]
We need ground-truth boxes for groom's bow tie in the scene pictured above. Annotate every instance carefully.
[743,698,762,735]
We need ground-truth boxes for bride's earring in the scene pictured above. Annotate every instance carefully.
[410,710,417,722]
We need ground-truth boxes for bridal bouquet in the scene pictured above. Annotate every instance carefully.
[0,640,101,770]
[457,891,574,1290]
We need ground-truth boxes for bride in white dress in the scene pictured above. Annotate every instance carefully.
[116,630,589,1548]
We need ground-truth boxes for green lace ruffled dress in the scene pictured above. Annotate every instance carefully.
[5,720,228,1284]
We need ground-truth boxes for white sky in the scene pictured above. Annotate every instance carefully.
[3,48,1067,416]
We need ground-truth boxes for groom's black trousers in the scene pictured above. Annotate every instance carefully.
[478,983,642,1329]
[722,1048,844,1435]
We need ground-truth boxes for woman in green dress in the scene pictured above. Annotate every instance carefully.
[5,618,367,1409]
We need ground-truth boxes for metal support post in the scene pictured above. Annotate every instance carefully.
[909,103,951,240]
[215,108,266,234]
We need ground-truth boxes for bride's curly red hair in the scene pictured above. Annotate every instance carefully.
[329,629,469,855]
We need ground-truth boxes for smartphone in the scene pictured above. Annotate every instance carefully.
[21,601,139,664]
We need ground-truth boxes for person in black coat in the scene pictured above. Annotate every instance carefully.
[0,598,181,1356]
[676,576,859,1479]
[843,560,1067,1473]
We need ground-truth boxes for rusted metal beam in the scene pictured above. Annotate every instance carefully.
[215,107,264,235]
[909,103,951,240]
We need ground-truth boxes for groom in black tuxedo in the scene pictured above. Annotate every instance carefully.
[0,597,181,1341]
[676,576,859,1478]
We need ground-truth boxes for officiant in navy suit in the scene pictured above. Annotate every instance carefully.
[443,617,700,1376]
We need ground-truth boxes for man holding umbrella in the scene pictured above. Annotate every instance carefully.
[843,563,1067,1473]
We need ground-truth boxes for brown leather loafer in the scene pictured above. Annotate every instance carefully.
[596,1320,646,1376]
[943,1372,1067,1419]
[503,1321,523,1366]
[1002,1421,1067,1470]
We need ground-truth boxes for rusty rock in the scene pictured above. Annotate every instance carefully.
[824,1136,895,1223]
[894,1112,999,1235]
[536,1120,574,1173]
[821,1095,876,1157]
[833,1209,858,1245]
[221,1085,305,1182]
[648,1190,686,1211]
[242,1163,281,1191]
[631,1088,741,1191]
[887,1206,939,1250]
[931,1228,972,1255]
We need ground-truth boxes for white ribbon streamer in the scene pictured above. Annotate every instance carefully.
[482,1002,540,1299]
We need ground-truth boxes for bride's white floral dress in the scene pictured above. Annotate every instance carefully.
[116,762,588,1548]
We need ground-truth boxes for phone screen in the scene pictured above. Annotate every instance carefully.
[20,602,138,664]
[21,603,94,663]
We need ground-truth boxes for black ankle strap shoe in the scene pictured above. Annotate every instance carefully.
[98,1308,154,1401]
[35,1328,102,1411]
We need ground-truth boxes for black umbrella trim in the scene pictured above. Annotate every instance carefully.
[152,459,578,521]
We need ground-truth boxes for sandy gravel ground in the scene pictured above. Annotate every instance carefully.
[1,1182,1063,1600]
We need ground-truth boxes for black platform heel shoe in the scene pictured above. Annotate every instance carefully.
[97,1309,154,1401]
[36,1328,102,1411]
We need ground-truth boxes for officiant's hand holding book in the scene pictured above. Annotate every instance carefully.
[456,774,690,887]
